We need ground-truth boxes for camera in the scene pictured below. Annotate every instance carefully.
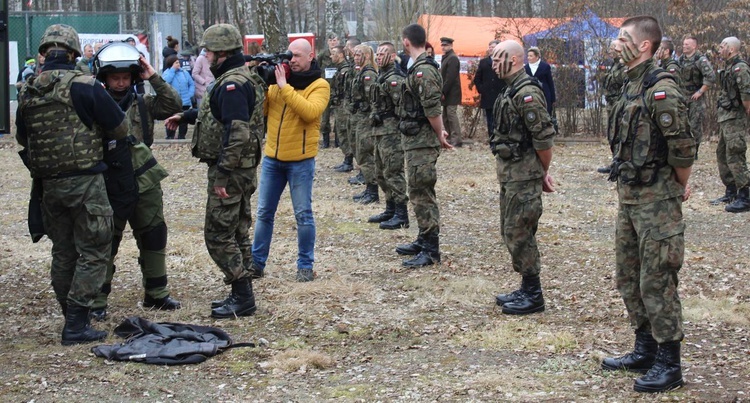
[244,50,293,85]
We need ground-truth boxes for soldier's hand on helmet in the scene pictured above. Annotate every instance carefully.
[439,129,454,150]
[139,55,156,80]
[542,173,556,193]
[213,186,229,199]
[165,114,182,131]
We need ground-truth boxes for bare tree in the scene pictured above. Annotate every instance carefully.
[257,0,288,53]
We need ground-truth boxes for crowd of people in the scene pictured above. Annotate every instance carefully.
[13,14,750,395]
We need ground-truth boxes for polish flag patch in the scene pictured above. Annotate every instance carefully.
[653,91,666,100]
[226,84,236,91]
[364,76,371,81]
[391,81,398,86]
[523,95,533,103]
[735,66,742,72]
[416,71,423,78]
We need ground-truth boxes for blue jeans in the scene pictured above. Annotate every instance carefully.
[252,156,316,270]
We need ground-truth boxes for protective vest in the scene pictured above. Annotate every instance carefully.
[350,65,376,113]
[371,66,405,120]
[332,62,352,106]
[678,53,705,91]
[718,57,748,112]
[609,68,675,186]
[399,57,439,122]
[192,66,266,168]
[490,76,543,160]
[18,70,104,179]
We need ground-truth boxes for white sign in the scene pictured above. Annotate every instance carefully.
[324,67,337,79]
[9,42,19,86]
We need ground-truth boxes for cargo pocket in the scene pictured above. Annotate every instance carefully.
[83,203,114,248]
[649,219,685,273]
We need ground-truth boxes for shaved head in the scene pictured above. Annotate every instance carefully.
[719,36,742,59]
[288,38,314,72]
[723,36,741,52]
[491,40,524,78]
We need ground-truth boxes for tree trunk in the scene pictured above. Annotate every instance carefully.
[355,0,365,39]
[257,0,288,53]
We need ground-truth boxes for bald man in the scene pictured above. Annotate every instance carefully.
[713,36,750,212]
[678,35,715,158]
[251,38,330,282]
[489,40,556,316]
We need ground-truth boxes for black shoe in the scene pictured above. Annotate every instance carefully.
[358,184,379,205]
[321,134,330,149]
[211,293,234,309]
[89,307,107,321]
[352,188,367,202]
[725,187,750,213]
[597,165,611,174]
[501,276,545,315]
[396,236,424,255]
[143,294,182,310]
[495,289,523,306]
[601,327,657,374]
[369,200,395,223]
[380,203,409,229]
[348,172,365,185]
[335,163,353,172]
[402,234,440,267]
[211,278,257,319]
[711,185,737,205]
[634,341,684,393]
[62,305,108,346]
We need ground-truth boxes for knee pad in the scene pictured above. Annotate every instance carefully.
[140,222,168,251]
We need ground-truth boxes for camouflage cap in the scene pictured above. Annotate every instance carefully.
[200,24,242,52]
[39,24,82,58]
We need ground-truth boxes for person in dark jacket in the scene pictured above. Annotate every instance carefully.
[439,37,463,147]
[473,39,506,136]
[162,35,179,71]
[524,46,556,115]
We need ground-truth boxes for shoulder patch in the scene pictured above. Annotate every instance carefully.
[390,81,398,86]
[735,66,742,72]
[226,83,236,91]
[668,68,676,73]
[416,71,423,78]
[658,112,674,128]
[523,95,533,103]
[526,111,537,122]
[364,76,371,81]
[653,91,666,100]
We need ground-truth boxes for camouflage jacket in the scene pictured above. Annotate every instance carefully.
[126,74,182,146]
[678,51,716,93]
[349,65,377,113]
[370,62,405,135]
[331,61,351,107]
[602,60,626,105]
[399,52,442,151]
[717,54,750,122]
[610,59,695,204]
[661,58,682,88]
[491,69,555,183]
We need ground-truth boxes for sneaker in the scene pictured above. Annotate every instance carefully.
[296,268,315,282]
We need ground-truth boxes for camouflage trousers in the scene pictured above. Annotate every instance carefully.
[94,183,170,309]
[616,197,685,343]
[406,147,441,237]
[320,104,333,136]
[499,179,543,277]
[347,112,359,161]
[205,165,257,284]
[717,117,750,189]
[335,107,352,157]
[355,113,376,185]
[687,98,706,144]
[42,174,113,308]
[442,104,462,145]
[374,124,408,204]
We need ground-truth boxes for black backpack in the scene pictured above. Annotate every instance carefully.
[92,316,255,365]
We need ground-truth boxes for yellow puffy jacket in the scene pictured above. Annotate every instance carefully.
[264,78,330,161]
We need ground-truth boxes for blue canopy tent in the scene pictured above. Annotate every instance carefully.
[523,9,620,108]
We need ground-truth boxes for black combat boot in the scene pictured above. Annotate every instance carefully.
[402,233,441,267]
[321,133,330,149]
[348,171,365,185]
[601,327,658,373]
[711,184,737,205]
[334,155,354,172]
[396,234,424,255]
[597,165,611,174]
[61,305,108,346]
[58,300,68,316]
[725,186,750,213]
[352,187,367,202]
[143,294,182,310]
[634,341,684,393]
[368,200,395,223]
[501,275,545,315]
[358,184,380,205]
[211,277,257,319]
[211,262,263,308]
[495,278,524,306]
[380,203,409,229]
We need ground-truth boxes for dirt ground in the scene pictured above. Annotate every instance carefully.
[0,133,748,402]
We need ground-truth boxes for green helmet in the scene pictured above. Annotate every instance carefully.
[38,24,82,58]
[200,24,242,52]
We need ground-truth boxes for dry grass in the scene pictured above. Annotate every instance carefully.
[0,133,748,402]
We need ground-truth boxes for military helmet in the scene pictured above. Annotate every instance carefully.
[92,41,144,83]
[38,24,82,58]
[200,24,243,52]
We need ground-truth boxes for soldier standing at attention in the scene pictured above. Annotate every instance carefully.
[394,24,453,268]
[317,33,339,148]
[601,16,695,393]
[712,36,750,213]
[598,40,626,174]
[165,24,266,319]
[344,38,365,184]
[89,41,183,320]
[15,24,130,345]
[678,35,715,158]
[349,44,380,204]
[489,40,556,315]
[367,42,409,229]
[331,45,355,172]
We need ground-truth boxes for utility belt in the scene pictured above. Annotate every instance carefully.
[398,117,429,136]
[607,158,667,186]
[717,95,741,111]
[490,141,531,162]
[203,157,257,169]
[371,111,398,127]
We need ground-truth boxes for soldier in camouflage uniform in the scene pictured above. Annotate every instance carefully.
[331,45,355,172]
[655,38,681,87]
[712,36,750,213]
[349,44,380,204]
[15,24,130,345]
[317,33,339,148]
[166,24,266,319]
[598,40,626,174]
[489,40,556,316]
[344,38,365,184]
[678,35,716,158]
[394,24,454,268]
[367,42,409,229]
[601,17,695,394]
[89,41,184,321]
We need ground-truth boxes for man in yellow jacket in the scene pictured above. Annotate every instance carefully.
[252,39,330,282]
